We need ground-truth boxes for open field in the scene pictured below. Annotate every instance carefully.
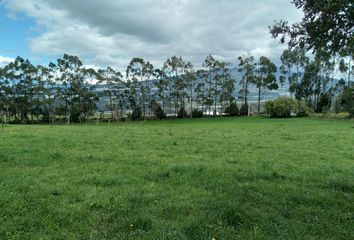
[0,117,353,239]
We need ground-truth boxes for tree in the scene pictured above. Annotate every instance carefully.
[238,56,256,114]
[126,58,154,119]
[341,84,354,118]
[280,49,296,97]
[270,0,353,55]
[153,68,168,115]
[54,54,98,123]
[183,62,196,117]
[163,56,186,115]
[203,54,217,115]
[195,70,207,113]
[217,61,233,115]
[36,64,56,124]
[1,57,38,123]
[97,67,124,119]
[254,56,278,113]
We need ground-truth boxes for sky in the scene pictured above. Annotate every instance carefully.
[0,0,303,70]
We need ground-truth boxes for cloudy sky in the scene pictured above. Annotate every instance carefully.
[0,0,302,69]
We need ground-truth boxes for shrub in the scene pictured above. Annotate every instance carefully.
[128,107,142,121]
[334,97,342,114]
[239,104,248,116]
[350,107,354,118]
[177,107,188,118]
[191,109,203,118]
[296,100,312,117]
[151,102,165,119]
[265,97,298,118]
[154,106,165,119]
[224,103,239,116]
[341,86,354,118]
[316,93,331,113]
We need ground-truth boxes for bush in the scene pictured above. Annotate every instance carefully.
[316,93,331,113]
[191,109,203,118]
[350,107,354,118]
[151,102,165,119]
[177,107,188,118]
[224,103,239,116]
[128,107,142,121]
[334,97,342,114]
[265,97,298,118]
[341,86,354,118]
[239,104,248,116]
[154,106,165,119]
[297,100,312,117]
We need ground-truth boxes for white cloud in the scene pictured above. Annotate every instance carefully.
[0,55,14,66]
[1,0,303,70]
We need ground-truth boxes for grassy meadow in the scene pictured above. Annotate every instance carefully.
[0,117,353,239]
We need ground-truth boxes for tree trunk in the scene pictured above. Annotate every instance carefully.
[258,86,261,113]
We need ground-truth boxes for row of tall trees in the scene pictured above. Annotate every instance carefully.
[0,50,352,123]
[0,53,286,123]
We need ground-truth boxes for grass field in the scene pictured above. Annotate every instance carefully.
[0,117,353,239]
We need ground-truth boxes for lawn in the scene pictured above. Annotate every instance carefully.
[0,117,353,239]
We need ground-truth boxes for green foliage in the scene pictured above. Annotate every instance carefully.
[265,97,298,118]
[334,97,342,114]
[266,97,313,118]
[270,0,353,55]
[224,103,239,116]
[315,93,330,113]
[341,86,354,118]
[191,109,203,118]
[297,100,312,117]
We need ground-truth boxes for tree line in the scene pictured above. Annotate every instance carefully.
[0,51,352,124]
[0,0,353,123]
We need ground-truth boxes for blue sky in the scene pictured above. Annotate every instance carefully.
[0,6,32,60]
[0,0,302,69]
[0,4,55,66]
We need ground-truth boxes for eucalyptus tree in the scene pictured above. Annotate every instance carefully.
[97,67,124,119]
[338,55,353,87]
[280,49,296,97]
[298,60,317,105]
[213,60,229,115]
[220,65,235,114]
[36,64,56,123]
[292,47,309,99]
[312,49,335,112]
[254,56,278,113]
[79,67,100,122]
[177,59,192,112]
[269,0,353,56]
[54,54,82,123]
[54,54,99,123]
[153,68,168,114]
[203,54,218,115]
[126,58,154,119]
[183,62,196,117]
[0,66,7,124]
[163,56,186,115]
[238,55,256,113]
[195,69,207,113]
[1,57,38,122]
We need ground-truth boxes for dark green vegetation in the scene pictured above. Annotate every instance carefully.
[1,117,353,239]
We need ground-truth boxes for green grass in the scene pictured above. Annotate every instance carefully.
[0,117,353,240]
